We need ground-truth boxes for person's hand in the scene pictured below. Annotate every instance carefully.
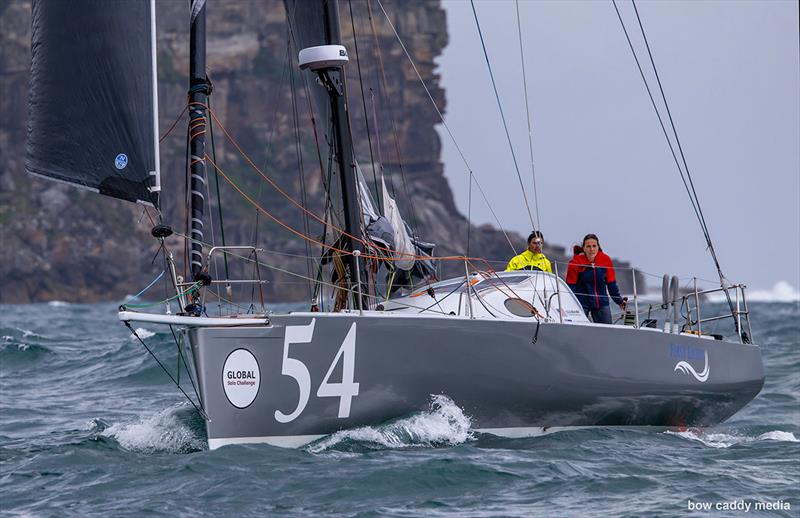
[620,297,628,311]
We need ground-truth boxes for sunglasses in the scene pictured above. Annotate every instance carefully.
[530,240,543,245]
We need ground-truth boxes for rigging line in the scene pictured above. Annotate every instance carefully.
[205,246,451,315]
[123,271,165,304]
[369,88,390,194]
[261,38,291,173]
[183,117,191,279]
[160,104,189,143]
[373,0,472,174]
[288,51,315,299]
[286,20,337,228]
[471,174,518,255]
[418,279,467,314]
[203,154,479,263]
[515,0,542,231]
[205,110,428,260]
[373,0,517,256]
[123,322,208,421]
[630,0,724,276]
[250,44,290,309]
[202,118,222,313]
[368,89,387,189]
[610,1,705,239]
[284,24,337,307]
[467,172,473,257]
[615,0,738,330]
[121,282,202,309]
[348,0,382,211]
[464,269,498,318]
[367,0,421,236]
[207,93,231,294]
[253,35,291,260]
[168,324,204,410]
[470,0,535,230]
[468,259,529,303]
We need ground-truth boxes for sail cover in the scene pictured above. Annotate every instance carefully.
[26,0,161,207]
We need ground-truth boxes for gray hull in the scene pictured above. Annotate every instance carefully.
[185,313,764,448]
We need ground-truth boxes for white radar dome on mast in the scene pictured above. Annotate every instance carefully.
[298,45,349,70]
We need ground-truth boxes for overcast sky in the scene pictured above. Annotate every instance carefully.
[435,0,799,294]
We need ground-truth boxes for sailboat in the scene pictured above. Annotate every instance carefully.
[26,0,764,450]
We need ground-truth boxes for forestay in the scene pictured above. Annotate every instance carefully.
[26,0,161,207]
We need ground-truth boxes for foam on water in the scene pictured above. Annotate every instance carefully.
[130,328,156,340]
[757,430,799,442]
[100,405,205,454]
[666,429,799,448]
[47,301,69,307]
[706,281,800,303]
[307,394,473,453]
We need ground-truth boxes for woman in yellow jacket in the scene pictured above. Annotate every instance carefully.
[505,231,552,272]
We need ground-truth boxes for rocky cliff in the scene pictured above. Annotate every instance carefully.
[0,0,637,304]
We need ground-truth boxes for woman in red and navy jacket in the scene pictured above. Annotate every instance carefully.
[566,234,627,324]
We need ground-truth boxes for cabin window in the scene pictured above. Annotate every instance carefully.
[504,298,537,318]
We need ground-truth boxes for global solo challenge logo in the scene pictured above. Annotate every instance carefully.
[670,344,709,383]
[222,348,260,408]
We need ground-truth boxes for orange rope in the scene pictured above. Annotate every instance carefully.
[205,153,479,264]
[159,104,189,143]
[203,106,428,260]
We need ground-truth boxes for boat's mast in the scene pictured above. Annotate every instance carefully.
[188,0,209,279]
[322,0,366,309]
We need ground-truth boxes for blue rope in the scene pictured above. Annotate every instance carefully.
[123,271,165,303]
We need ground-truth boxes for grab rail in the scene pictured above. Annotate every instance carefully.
[548,258,753,344]
[642,283,753,344]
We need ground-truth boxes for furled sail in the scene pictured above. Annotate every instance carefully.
[355,163,394,250]
[381,176,415,271]
[26,0,161,207]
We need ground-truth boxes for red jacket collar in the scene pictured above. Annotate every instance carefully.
[571,251,613,266]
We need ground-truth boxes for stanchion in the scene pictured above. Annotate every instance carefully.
[554,261,563,324]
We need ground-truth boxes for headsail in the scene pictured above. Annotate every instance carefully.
[26,0,161,207]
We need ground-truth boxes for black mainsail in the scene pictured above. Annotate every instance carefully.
[26,0,161,207]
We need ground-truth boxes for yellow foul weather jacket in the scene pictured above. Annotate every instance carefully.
[505,250,552,273]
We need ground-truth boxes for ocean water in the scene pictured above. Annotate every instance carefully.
[1,302,797,517]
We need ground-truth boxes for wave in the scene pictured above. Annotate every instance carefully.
[706,281,800,303]
[129,328,156,340]
[99,404,206,454]
[665,429,798,448]
[0,338,51,359]
[307,394,473,453]
[47,300,70,307]
[15,328,42,339]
